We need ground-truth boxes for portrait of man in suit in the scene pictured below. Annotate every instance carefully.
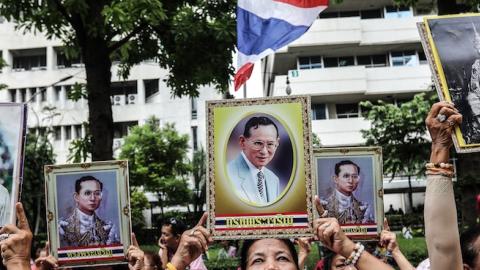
[227,116,281,205]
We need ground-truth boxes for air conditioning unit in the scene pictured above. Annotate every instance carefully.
[112,95,125,106]
[127,94,137,105]
[113,138,124,149]
[71,63,85,68]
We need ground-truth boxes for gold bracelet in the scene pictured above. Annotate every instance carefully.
[166,262,177,270]
[425,162,453,169]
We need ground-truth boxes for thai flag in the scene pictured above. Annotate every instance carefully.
[234,0,329,91]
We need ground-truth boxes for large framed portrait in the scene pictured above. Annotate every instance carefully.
[314,147,384,240]
[0,103,27,227]
[207,96,314,239]
[44,161,132,268]
[419,14,480,153]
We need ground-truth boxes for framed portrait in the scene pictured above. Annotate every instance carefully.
[314,147,383,240]
[207,96,314,239]
[419,14,480,153]
[44,161,132,268]
[0,103,27,227]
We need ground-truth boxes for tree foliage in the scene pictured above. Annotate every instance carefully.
[21,133,55,235]
[361,93,436,179]
[394,0,480,14]
[130,188,149,230]
[0,0,236,161]
[119,118,191,212]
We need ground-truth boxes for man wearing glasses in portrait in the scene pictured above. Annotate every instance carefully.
[59,175,119,247]
[321,160,374,224]
[227,116,281,206]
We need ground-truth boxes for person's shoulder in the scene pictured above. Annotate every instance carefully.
[0,184,7,193]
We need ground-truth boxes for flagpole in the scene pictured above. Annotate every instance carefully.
[243,82,247,99]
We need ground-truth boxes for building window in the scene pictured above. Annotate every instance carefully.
[192,126,198,151]
[312,104,327,120]
[191,98,198,120]
[39,88,47,102]
[54,126,61,141]
[357,54,388,68]
[418,51,428,65]
[11,48,47,71]
[54,86,61,101]
[19,89,26,102]
[385,5,413,18]
[336,103,359,119]
[324,57,354,68]
[391,51,417,66]
[113,121,137,138]
[74,125,82,139]
[145,79,159,99]
[55,47,83,68]
[65,126,72,140]
[298,56,322,70]
[8,90,15,102]
[360,9,382,19]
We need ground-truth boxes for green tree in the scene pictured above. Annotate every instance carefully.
[119,118,191,215]
[361,93,436,212]
[130,188,149,230]
[21,133,56,235]
[191,147,206,219]
[0,0,236,161]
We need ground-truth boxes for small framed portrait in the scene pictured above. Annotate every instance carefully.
[314,147,384,240]
[44,161,131,268]
[419,14,480,153]
[207,96,314,239]
[0,103,27,227]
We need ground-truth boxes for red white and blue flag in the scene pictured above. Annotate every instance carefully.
[234,0,329,91]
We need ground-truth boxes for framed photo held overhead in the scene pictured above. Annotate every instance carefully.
[419,14,480,153]
[207,96,314,239]
[44,160,132,268]
[314,147,384,240]
[0,103,27,227]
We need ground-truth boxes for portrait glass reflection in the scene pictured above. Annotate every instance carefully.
[316,156,376,225]
[427,15,480,145]
[226,113,294,206]
[55,171,121,248]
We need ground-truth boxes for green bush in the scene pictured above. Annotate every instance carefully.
[397,236,428,266]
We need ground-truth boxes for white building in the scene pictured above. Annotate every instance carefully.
[0,20,222,164]
[262,0,436,212]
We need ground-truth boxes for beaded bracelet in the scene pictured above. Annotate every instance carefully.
[426,167,454,178]
[425,162,453,169]
[345,242,364,265]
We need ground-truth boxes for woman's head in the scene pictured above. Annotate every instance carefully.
[323,249,357,270]
[240,238,299,270]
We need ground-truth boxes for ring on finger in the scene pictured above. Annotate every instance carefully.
[320,210,329,218]
[436,113,447,123]
[0,234,9,242]
[189,228,197,236]
[447,119,455,127]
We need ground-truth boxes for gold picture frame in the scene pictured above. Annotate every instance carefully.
[313,147,384,240]
[206,96,314,239]
[419,14,480,153]
[44,160,131,268]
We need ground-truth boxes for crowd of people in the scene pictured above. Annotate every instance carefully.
[0,101,476,270]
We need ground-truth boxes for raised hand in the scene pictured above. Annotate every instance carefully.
[34,242,59,270]
[380,219,398,253]
[0,202,33,269]
[170,213,212,270]
[127,233,145,270]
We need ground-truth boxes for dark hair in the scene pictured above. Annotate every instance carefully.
[334,160,360,176]
[461,225,480,267]
[74,175,103,193]
[240,239,299,270]
[322,249,336,270]
[162,217,187,237]
[243,116,279,138]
